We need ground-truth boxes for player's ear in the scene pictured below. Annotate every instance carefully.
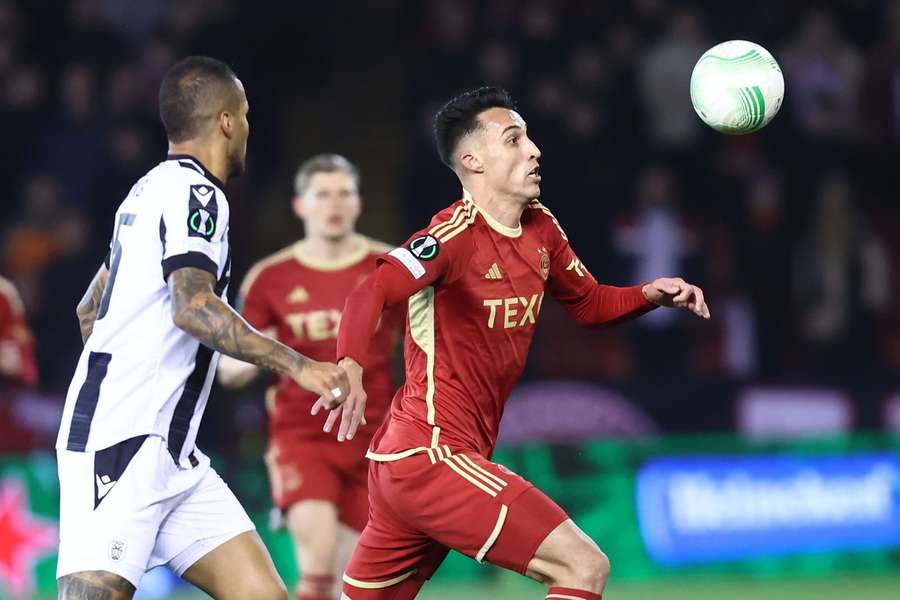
[458,151,484,174]
[291,196,305,220]
[219,110,233,139]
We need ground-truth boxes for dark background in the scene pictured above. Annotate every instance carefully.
[1,0,898,455]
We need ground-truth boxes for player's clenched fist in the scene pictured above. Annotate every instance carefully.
[642,277,711,319]
[292,359,350,410]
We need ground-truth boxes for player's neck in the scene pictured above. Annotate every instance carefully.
[167,142,229,186]
[464,188,525,229]
[299,234,361,262]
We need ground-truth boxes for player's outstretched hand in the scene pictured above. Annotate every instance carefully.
[642,277,711,319]
[313,357,368,443]
[294,360,350,411]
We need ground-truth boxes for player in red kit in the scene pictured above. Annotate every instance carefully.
[320,88,710,600]
[218,155,402,600]
[0,276,38,387]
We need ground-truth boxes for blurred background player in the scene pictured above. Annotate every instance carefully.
[326,87,710,600]
[0,275,39,451]
[218,154,402,600]
[0,275,38,388]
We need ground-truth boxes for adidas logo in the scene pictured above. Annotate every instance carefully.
[484,263,503,280]
[287,286,309,303]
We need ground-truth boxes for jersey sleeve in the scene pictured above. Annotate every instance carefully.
[159,178,228,281]
[378,224,472,287]
[238,268,276,330]
[537,203,655,327]
[337,222,473,367]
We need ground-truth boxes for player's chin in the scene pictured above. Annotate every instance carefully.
[324,227,353,241]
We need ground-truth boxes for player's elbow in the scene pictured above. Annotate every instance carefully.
[171,300,200,335]
[75,297,92,320]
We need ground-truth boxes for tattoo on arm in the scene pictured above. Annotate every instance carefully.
[168,267,305,376]
[58,571,135,600]
[76,266,109,344]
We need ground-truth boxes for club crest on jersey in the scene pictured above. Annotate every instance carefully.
[409,235,439,261]
[109,538,127,562]
[187,184,217,241]
[539,249,551,280]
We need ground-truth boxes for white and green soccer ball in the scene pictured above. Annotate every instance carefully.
[690,40,784,134]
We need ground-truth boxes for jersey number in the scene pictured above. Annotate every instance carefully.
[97,213,136,320]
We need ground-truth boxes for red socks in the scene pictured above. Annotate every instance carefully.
[546,587,602,600]
[297,574,335,600]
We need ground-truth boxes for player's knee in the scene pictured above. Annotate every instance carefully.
[563,547,610,591]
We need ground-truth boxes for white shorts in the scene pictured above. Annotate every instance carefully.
[56,435,255,587]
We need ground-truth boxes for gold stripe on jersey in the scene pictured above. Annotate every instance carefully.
[343,570,417,590]
[476,504,509,562]
[428,205,466,238]
[448,455,503,492]
[443,455,498,497]
[438,201,478,243]
[408,286,438,442]
[366,447,431,462]
[529,200,569,241]
[430,426,441,448]
[238,244,296,298]
[457,453,508,488]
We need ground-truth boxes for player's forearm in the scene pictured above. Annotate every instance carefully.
[337,275,387,368]
[76,265,108,344]
[169,267,307,376]
[568,283,656,327]
[178,291,304,375]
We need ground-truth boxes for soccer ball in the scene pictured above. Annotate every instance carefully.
[690,40,784,134]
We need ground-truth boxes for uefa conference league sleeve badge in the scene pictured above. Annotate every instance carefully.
[187,184,218,242]
[408,234,439,261]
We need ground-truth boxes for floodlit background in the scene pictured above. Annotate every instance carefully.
[0,0,899,598]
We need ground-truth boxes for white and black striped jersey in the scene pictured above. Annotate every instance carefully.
[56,155,231,468]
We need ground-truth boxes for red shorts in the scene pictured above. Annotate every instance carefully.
[265,435,370,532]
[342,446,568,598]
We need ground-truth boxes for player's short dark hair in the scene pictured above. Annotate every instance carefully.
[433,86,516,168]
[294,154,360,196]
[159,56,240,143]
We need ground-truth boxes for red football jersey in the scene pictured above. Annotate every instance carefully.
[241,236,402,440]
[340,196,653,460]
[0,277,37,387]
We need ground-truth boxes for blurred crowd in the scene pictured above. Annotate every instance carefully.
[0,0,898,442]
